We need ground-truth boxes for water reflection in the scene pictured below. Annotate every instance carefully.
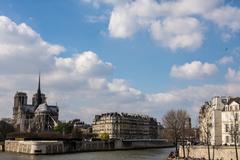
[0,148,174,160]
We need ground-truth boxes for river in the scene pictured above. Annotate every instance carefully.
[0,148,174,160]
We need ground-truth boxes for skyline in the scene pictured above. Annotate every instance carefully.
[0,0,240,123]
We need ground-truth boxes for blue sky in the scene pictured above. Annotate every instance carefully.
[0,0,240,123]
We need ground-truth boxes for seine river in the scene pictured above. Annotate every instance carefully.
[0,148,173,160]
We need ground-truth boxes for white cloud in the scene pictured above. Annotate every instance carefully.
[0,16,65,74]
[170,61,218,79]
[1,15,240,125]
[108,79,142,96]
[147,93,180,104]
[108,0,206,49]
[218,56,234,65]
[205,6,240,32]
[108,5,138,38]
[226,68,240,82]
[45,51,113,91]
[150,17,203,50]
[84,0,240,50]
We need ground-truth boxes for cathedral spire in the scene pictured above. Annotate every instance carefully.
[38,72,41,93]
[36,72,42,106]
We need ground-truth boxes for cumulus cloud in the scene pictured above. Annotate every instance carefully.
[0,16,65,74]
[170,61,218,79]
[84,0,240,50]
[1,15,240,124]
[150,17,203,50]
[45,51,113,91]
[0,15,151,122]
[205,6,240,33]
[218,56,234,65]
[108,5,138,38]
[226,68,240,82]
[106,0,209,49]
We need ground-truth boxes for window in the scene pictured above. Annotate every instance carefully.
[226,136,229,143]
[236,124,239,131]
[235,113,239,121]
[225,124,229,132]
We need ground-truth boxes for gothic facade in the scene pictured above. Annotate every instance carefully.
[13,75,59,133]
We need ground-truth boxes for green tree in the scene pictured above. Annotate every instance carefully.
[0,121,15,139]
[54,122,73,135]
[100,133,109,141]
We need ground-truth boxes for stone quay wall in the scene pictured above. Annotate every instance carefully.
[5,140,64,154]
[179,145,240,160]
[5,139,172,155]
[5,140,113,154]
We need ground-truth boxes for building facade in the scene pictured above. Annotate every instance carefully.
[92,112,158,139]
[13,75,59,133]
[199,96,240,145]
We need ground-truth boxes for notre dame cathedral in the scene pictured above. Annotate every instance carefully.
[13,74,59,133]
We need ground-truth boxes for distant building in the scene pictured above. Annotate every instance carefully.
[199,96,240,145]
[71,119,92,135]
[13,74,59,133]
[157,122,164,139]
[92,112,158,139]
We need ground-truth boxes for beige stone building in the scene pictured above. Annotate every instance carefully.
[92,112,158,139]
[199,96,240,145]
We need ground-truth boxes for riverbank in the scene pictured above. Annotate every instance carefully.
[0,147,173,160]
[3,139,173,155]
[179,145,240,160]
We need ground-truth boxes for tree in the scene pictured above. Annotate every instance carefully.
[0,120,15,139]
[54,122,73,135]
[229,111,239,160]
[162,109,190,158]
[100,133,109,141]
[199,105,212,160]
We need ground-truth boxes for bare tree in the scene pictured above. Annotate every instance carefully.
[229,111,239,160]
[202,118,212,160]
[199,104,212,160]
[162,109,190,158]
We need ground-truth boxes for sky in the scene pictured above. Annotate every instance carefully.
[0,0,240,124]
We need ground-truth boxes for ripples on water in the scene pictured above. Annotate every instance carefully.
[0,148,174,160]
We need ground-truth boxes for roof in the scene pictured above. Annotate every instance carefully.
[228,97,240,105]
[35,103,49,113]
[22,105,35,113]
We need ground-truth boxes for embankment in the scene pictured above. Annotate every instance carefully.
[4,139,173,155]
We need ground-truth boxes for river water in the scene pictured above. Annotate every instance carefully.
[0,148,174,160]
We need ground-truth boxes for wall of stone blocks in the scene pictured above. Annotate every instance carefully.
[179,145,239,160]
